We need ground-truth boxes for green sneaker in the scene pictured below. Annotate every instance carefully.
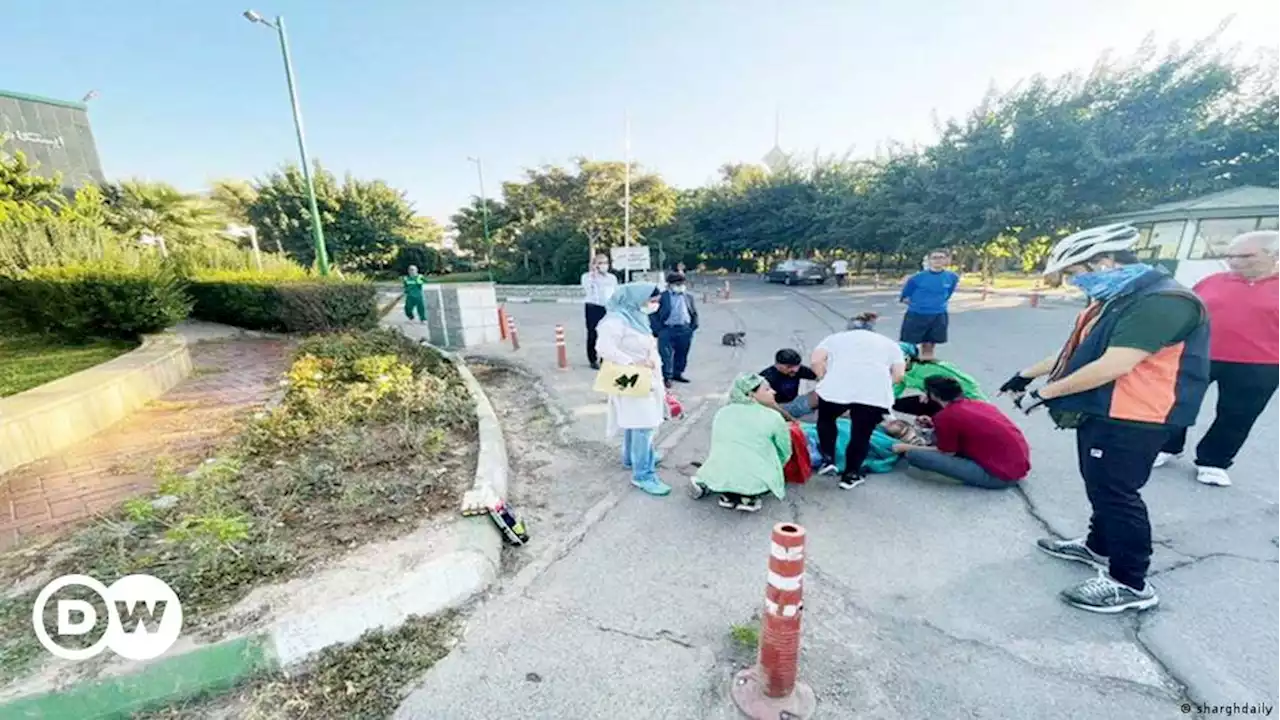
[631,477,671,496]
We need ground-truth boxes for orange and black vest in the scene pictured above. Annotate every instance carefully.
[1045,270,1210,427]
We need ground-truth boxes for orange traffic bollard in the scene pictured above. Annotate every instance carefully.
[731,522,816,719]
[498,305,508,340]
[723,280,731,300]
[981,285,990,301]
[1030,281,1042,308]
[555,324,568,369]
[507,314,520,351]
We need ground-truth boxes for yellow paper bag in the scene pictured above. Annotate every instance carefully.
[593,361,652,397]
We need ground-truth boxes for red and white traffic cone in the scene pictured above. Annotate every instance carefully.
[1029,281,1042,309]
[555,324,568,370]
[981,285,990,302]
[723,280,732,300]
[731,522,816,719]
[507,314,520,351]
[498,305,508,340]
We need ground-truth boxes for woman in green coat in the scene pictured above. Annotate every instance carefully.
[893,341,985,416]
[689,373,793,512]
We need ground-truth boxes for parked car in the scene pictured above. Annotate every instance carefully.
[767,260,828,286]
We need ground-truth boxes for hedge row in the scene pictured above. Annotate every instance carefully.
[187,273,377,334]
[0,264,192,340]
[0,266,378,339]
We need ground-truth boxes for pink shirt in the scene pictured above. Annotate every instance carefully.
[1193,272,1279,364]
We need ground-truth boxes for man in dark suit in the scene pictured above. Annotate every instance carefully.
[651,272,699,386]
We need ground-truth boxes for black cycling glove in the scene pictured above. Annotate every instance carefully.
[999,374,1033,394]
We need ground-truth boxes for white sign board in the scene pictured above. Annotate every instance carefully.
[610,245,651,271]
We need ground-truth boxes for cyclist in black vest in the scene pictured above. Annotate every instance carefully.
[999,223,1210,614]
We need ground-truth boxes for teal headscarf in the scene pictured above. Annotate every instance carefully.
[730,373,766,404]
[606,282,659,334]
[899,342,919,360]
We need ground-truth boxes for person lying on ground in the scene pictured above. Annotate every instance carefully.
[689,373,793,513]
[760,348,819,420]
[797,417,909,476]
[893,376,1030,490]
[892,342,986,417]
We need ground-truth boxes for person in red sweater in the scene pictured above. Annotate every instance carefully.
[892,375,1030,489]
[1154,230,1279,487]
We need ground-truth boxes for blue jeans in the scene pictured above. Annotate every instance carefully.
[780,394,814,419]
[622,428,658,484]
[658,325,694,380]
[904,450,1013,490]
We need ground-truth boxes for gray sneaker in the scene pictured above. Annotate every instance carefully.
[1061,573,1159,614]
[1036,537,1108,570]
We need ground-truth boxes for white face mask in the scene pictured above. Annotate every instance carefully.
[594,264,609,273]
[641,303,659,314]
[670,284,686,293]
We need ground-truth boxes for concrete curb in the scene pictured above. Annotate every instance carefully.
[0,336,511,720]
[0,332,192,476]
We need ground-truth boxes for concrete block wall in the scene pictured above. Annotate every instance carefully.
[422,283,502,349]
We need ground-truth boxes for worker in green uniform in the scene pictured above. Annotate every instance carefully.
[403,265,427,322]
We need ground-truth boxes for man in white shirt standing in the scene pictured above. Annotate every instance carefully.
[582,253,619,369]
[831,258,850,287]
[810,312,906,489]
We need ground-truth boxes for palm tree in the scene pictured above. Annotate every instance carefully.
[101,180,223,256]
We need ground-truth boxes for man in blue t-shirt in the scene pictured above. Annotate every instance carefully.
[899,249,959,361]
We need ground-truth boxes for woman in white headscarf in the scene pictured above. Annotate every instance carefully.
[595,282,671,496]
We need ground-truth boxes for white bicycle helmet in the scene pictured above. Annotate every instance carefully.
[1041,223,1140,276]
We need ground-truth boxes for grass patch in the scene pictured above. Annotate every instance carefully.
[135,612,460,720]
[730,621,760,652]
[0,328,476,686]
[0,333,138,397]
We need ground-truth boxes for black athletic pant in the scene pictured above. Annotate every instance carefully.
[1161,361,1278,469]
[1077,417,1167,591]
[892,395,943,417]
[584,303,607,365]
[816,398,886,477]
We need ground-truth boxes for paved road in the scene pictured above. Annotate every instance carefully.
[398,279,1277,719]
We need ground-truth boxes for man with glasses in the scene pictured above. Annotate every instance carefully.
[999,223,1210,614]
[1154,230,1279,486]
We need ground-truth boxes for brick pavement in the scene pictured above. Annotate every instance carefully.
[0,338,293,551]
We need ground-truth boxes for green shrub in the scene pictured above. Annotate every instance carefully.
[0,262,191,339]
[187,269,378,333]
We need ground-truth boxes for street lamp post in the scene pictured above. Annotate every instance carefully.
[467,156,493,282]
[243,10,331,276]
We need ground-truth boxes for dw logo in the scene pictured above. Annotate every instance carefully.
[32,574,183,661]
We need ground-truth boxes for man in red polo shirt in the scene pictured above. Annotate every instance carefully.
[892,375,1031,488]
[1154,230,1279,487]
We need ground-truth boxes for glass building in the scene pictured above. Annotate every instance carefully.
[0,89,105,190]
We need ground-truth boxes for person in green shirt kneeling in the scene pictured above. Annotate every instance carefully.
[893,342,985,418]
[403,265,427,322]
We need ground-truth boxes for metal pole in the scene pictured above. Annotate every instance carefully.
[472,157,493,283]
[623,111,632,283]
[275,16,330,276]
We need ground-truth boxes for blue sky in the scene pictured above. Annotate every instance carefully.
[6,1,1277,223]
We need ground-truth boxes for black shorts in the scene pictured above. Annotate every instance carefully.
[900,312,948,344]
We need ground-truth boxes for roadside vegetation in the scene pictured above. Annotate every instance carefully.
[0,329,476,686]
[134,612,461,720]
